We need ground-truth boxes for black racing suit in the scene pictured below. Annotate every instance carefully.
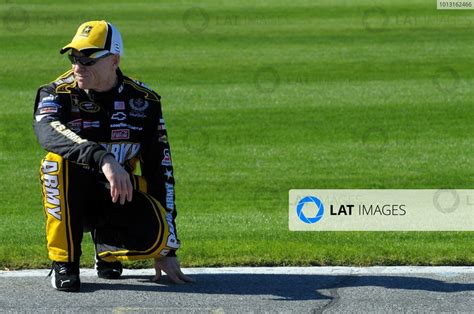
[33,69,179,262]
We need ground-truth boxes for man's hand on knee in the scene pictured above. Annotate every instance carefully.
[153,256,195,284]
[101,155,133,205]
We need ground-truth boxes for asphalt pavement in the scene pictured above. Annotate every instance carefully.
[1,267,473,313]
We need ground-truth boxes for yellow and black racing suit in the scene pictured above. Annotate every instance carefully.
[33,69,179,263]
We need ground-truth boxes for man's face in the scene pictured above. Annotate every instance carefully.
[70,50,119,91]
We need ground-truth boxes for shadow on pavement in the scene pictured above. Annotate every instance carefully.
[79,274,474,300]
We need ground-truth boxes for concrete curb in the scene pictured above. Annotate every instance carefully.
[1,266,473,277]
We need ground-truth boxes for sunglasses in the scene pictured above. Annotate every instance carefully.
[68,53,113,66]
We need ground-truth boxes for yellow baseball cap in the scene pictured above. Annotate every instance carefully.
[60,20,123,57]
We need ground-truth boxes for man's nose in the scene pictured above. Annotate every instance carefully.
[73,63,87,72]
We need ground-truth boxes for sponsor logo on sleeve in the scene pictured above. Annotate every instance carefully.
[165,183,174,210]
[111,129,130,140]
[161,148,172,166]
[158,135,168,143]
[50,121,87,144]
[164,211,179,249]
[38,95,60,109]
[40,95,57,103]
[100,142,140,164]
[38,95,61,113]
[158,118,166,130]
[38,101,60,109]
[164,169,173,180]
[39,106,58,114]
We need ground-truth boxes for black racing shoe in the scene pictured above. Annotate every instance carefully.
[50,261,81,292]
[95,256,123,279]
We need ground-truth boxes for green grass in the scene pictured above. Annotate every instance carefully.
[0,0,473,269]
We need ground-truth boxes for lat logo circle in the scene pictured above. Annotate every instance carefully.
[296,196,324,224]
[433,190,460,214]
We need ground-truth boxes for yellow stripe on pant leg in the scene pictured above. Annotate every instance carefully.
[64,158,75,261]
[40,152,73,262]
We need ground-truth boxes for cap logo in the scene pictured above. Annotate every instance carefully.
[80,25,93,37]
[113,42,120,53]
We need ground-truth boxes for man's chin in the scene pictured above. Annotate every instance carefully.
[76,81,91,90]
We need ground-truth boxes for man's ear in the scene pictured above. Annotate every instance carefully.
[113,55,121,69]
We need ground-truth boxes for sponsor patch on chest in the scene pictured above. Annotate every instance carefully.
[111,129,130,140]
[114,101,125,110]
[79,102,100,113]
[66,119,82,132]
[129,98,149,111]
